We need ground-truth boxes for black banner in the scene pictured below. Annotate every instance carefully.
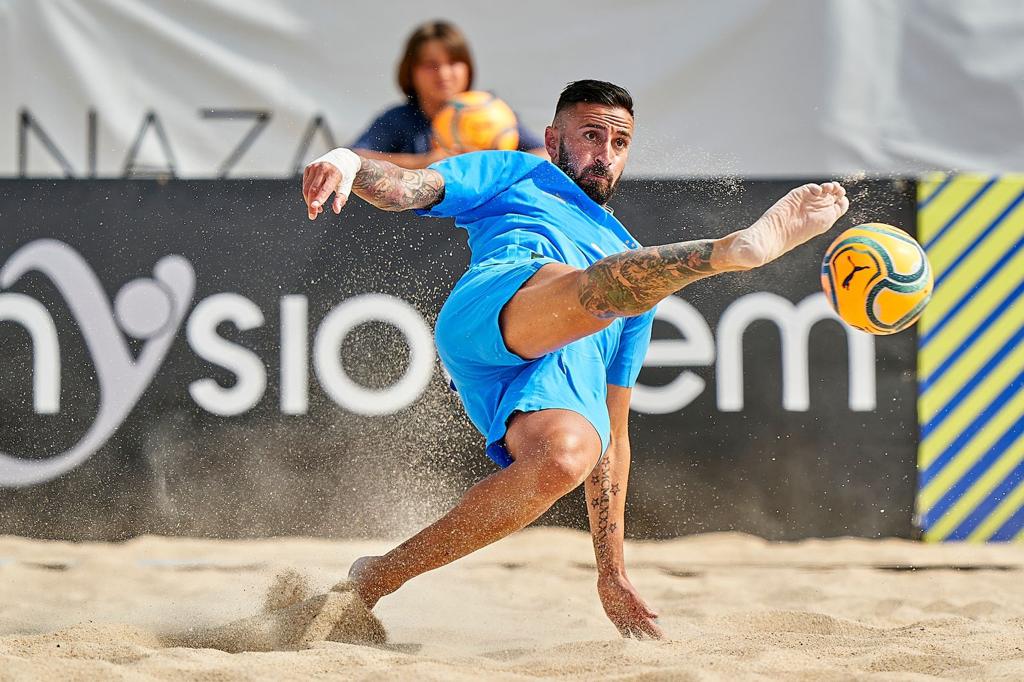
[0,178,917,540]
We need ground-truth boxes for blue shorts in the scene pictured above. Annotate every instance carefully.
[435,258,613,468]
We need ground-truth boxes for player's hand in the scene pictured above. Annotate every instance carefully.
[302,161,340,220]
[597,573,664,639]
[302,148,362,220]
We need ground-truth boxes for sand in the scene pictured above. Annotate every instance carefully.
[1,529,1023,680]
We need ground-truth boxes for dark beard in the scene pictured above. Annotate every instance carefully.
[555,141,617,205]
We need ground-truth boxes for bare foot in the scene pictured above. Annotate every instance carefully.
[345,555,398,609]
[726,182,850,269]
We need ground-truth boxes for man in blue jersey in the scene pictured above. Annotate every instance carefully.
[302,80,849,639]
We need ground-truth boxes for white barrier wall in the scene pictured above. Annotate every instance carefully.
[2,0,1023,178]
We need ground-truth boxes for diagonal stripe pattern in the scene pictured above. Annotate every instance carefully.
[917,173,1024,543]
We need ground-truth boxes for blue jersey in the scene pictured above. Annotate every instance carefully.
[417,151,655,466]
[418,151,642,267]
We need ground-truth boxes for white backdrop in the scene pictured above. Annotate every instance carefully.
[2,0,1022,178]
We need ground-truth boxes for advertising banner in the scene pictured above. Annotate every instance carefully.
[0,178,917,539]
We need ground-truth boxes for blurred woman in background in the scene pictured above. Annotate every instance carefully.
[352,20,546,168]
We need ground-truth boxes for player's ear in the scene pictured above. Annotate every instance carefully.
[544,126,559,162]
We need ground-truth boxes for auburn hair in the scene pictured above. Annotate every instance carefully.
[396,21,475,102]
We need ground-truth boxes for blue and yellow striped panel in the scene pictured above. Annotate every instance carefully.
[917,173,1024,542]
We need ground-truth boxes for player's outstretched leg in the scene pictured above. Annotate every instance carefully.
[577,181,849,317]
[348,410,601,609]
[501,182,849,359]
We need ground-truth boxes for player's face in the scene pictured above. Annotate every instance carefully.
[548,103,633,205]
[412,40,470,110]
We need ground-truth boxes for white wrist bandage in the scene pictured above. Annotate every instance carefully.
[310,147,362,202]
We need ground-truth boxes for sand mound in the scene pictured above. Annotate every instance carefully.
[261,568,314,611]
[167,572,385,652]
[715,609,881,636]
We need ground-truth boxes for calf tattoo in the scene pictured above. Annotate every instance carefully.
[351,158,445,212]
[578,240,717,318]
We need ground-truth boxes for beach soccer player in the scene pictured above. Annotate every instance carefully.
[301,80,849,639]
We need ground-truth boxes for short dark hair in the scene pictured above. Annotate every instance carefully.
[554,80,634,118]
[397,21,475,102]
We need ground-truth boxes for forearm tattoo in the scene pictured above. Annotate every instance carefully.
[351,158,445,212]
[578,239,718,318]
[589,455,619,574]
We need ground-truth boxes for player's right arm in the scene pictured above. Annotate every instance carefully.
[302,147,445,220]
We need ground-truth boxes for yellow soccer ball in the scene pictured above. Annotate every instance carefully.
[432,91,519,152]
[820,223,933,335]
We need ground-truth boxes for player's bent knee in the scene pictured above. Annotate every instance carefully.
[505,410,602,496]
[537,450,593,497]
[531,429,599,497]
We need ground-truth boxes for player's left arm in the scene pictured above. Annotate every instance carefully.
[585,384,664,639]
